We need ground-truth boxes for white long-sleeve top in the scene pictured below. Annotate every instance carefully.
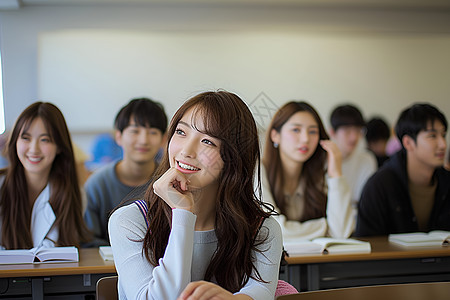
[108,203,283,300]
[260,167,354,240]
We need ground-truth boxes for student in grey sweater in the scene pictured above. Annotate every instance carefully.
[84,98,167,245]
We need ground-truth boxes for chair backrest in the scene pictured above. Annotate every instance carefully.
[96,275,118,300]
[276,281,450,300]
[95,276,296,299]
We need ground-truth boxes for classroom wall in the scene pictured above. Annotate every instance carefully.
[1,4,450,155]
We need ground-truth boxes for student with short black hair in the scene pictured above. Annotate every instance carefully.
[84,98,168,246]
[0,102,91,249]
[329,104,377,212]
[355,103,450,236]
[365,117,391,167]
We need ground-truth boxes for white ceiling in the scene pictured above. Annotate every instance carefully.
[2,0,450,10]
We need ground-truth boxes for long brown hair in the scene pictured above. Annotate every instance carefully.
[0,102,91,249]
[263,101,329,221]
[142,91,273,292]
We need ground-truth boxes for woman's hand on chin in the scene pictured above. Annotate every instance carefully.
[153,167,194,212]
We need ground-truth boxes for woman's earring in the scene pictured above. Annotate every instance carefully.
[273,142,279,148]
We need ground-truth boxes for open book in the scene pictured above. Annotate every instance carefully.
[99,246,114,261]
[284,238,371,255]
[0,246,79,264]
[388,231,450,247]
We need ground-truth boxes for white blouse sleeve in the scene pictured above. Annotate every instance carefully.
[109,205,196,300]
[325,176,355,238]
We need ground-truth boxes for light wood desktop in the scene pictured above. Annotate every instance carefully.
[0,248,116,300]
[283,236,450,291]
[2,238,449,298]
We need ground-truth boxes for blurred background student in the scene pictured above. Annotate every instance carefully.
[356,103,450,236]
[365,117,391,168]
[261,101,354,241]
[329,104,377,211]
[0,102,91,250]
[85,133,123,173]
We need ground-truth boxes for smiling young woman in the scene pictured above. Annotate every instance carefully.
[108,91,283,300]
[0,102,91,250]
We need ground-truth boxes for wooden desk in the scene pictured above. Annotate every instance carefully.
[0,248,116,300]
[277,281,450,300]
[284,236,450,292]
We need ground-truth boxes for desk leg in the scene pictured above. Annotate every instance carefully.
[279,264,289,282]
[287,264,302,291]
[31,278,44,300]
[307,264,320,291]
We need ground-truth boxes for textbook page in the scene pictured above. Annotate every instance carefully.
[389,231,450,247]
[284,238,371,255]
[0,247,79,264]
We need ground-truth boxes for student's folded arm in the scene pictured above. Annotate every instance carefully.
[326,176,354,238]
[237,217,283,300]
[109,205,196,300]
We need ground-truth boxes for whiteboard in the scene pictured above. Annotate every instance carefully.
[39,29,450,134]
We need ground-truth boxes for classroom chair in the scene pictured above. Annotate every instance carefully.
[96,275,118,300]
[276,281,450,300]
[275,280,299,296]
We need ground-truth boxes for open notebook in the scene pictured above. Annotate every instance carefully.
[284,238,371,255]
[0,246,79,264]
[389,231,450,247]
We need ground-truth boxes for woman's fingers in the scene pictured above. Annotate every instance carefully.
[178,281,234,300]
[153,168,194,210]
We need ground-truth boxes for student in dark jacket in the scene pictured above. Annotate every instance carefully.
[355,103,449,237]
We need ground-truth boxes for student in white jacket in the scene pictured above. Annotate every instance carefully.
[109,91,283,300]
[0,102,91,250]
[262,101,354,241]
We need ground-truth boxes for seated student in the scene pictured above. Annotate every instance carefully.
[109,91,282,299]
[365,117,391,168]
[262,101,353,240]
[84,98,167,246]
[0,102,91,249]
[355,103,450,236]
[329,104,377,210]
